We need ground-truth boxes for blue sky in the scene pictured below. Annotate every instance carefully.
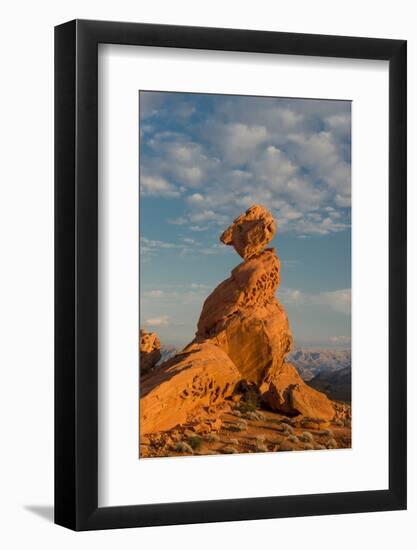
[139,91,351,349]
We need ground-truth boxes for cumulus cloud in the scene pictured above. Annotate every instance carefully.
[318,289,351,315]
[144,315,170,326]
[280,287,351,315]
[143,289,164,297]
[141,174,180,197]
[140,93,351,236]
[205,122,269,165]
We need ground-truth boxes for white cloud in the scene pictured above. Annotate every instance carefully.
[182,237,197,244]
[140,92,166,118]
[280,288,304,305]
[145,133,216,188]
[190,283,211,289]
[189,225,208,232]
[280,287,351,315]
[143,290,164,297]
[318,289,351,315]
[324,113,351,139]
[145,315,170,326]
[141,175,180,197]
[141,237,182,250]
[186,193,205,206]
[205,122,269,165]
[140,95,351,236]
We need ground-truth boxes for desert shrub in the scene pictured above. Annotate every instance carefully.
[239,400,257,413]
[229,420,247,432]
[326,438,338,449]
[334,419,344,427]
[318,428,334,438]
[300,431,314,443]
[175,441,194,454]
[227,424,241,432]
[256,443,268,452]
[275,424,286,432]
[243,411,259,421]
[238,385,260,413]
[232,409,243,417]
[283,424,294,435]
[187,435,203,450]
[315,444,326,450]
[229,438,239,446]
[287,434,299,443]
[281,417,296,426]
[205,433,220,443]
[303,443,314,450]
[222,445,238,454]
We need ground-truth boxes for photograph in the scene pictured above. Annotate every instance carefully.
[139,91,352,458]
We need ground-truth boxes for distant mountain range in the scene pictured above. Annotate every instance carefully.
[158,345,351,403]
[287,348,351,402]
[157,345,180,365]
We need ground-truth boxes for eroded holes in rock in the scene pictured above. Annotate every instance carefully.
[222,383,230,396]
[212,386,221,403]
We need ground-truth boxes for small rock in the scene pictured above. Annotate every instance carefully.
[222,446,238,454]
[300,431,314,443]
[175,441,194,454]
[210,418,222,432]
[205,433,220,443]
[193,423,212,434]
[278,440,294,452]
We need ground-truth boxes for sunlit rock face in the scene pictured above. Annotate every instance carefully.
[220,204,276,260]
[140,329,161,375]
[140,205,334,437]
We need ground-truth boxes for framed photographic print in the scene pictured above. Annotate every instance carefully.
[55,20,407,530]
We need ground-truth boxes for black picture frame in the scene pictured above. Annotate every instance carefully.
[55,19,407,531]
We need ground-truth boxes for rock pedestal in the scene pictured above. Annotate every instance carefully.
[140,204,334,435]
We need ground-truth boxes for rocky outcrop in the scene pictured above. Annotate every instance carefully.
[196,247,292,385]
[140,342,240,435]
[261,362,335,420]
[220,204,276,260]
[140,204,335,438]
[140,329,161,375]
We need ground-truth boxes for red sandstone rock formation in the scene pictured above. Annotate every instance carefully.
[195,247,292,385]
[140,329,161,375]
[140,342,240,434]
[260,362,335,420]
[139,204,334,436]
[220,204,276,260]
